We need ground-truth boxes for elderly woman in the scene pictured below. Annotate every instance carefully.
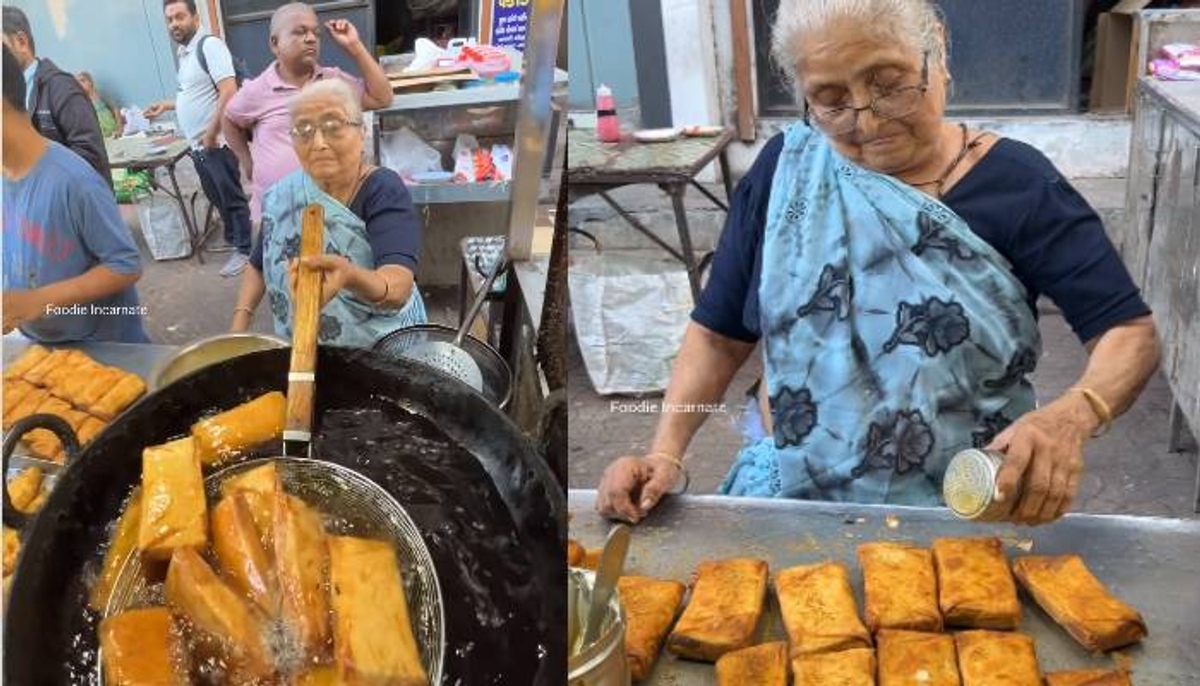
[231,79,426,346]
[75,72,123,139]
[598,0,1160,526]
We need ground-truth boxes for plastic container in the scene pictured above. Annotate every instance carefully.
[595,84,620,143]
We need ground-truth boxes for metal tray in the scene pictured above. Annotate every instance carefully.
[568,490,1200,684]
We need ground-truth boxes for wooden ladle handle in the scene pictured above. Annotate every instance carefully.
[284,203,325,446]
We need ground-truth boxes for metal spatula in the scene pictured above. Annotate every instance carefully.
[403,254,507,392]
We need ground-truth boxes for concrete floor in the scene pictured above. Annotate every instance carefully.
[566,180,1200,519]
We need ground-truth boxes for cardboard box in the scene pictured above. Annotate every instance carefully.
[1090,0,1153,112]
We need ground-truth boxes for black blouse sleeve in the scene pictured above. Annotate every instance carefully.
[1009,174,1150,343]
[353,168,422,271]
[689,133,784,343]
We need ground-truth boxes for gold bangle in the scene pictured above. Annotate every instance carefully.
[233,306,253,316]
[645,451,689,495]
[1070,386,1112,437]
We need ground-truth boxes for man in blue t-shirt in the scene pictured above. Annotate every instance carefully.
[2,45,149,344]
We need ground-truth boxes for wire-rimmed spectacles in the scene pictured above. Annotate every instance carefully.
[806,53,930,135]
[289,118,362,144]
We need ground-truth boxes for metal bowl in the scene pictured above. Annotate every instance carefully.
[153,333,288,389]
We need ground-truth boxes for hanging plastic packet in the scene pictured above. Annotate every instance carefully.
[491,144,514,181]
[453,134,480,183]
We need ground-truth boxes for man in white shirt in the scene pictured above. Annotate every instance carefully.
[145,0,252,277]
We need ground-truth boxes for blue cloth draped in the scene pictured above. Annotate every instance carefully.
[720,123,1040,505]
[260,170,427,348]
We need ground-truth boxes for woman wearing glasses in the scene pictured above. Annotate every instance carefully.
[597,0,1158,525]
[230,79,426,347]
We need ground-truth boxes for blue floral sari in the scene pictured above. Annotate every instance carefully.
[720,123,1041,505]
[260,170,427,348]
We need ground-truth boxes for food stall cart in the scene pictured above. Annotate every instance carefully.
[568,489,1200,685]
[1121,78,1200,511]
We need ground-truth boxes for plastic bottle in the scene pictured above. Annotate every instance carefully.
[595,84,620,143]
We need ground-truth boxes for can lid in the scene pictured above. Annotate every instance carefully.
[943,449,997,519]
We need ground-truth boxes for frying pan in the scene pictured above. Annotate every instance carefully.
[2,346,565,684]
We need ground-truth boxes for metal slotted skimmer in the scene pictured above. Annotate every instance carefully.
[102,458,445,684]
[375,254,513,407]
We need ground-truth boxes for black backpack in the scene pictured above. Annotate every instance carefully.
[196,34,251,88]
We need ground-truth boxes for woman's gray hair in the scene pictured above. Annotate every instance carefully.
[288,78,363,125]
[771,0,947,96]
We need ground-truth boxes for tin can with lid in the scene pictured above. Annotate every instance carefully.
[943,448,1013,521]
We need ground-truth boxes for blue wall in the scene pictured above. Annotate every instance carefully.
[4,0,200,112]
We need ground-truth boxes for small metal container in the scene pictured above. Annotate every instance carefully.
[152,333,288,389]
[568,568,630,686]
[943,448,1013,521]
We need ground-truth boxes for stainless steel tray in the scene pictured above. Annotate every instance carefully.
[568,490,1200,684]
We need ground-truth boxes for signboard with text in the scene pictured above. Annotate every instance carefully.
[479,0,530,53]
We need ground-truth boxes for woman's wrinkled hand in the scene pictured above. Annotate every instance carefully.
[596,455,683,524]
[287,255,354,308]
[987,394,1097,526]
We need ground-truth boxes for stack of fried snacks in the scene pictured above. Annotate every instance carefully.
[617,575,686,680]
[715,641,788,686]
[954,630,1041,686]
[858,542,942,632]
[1044,669,1133,686]
[1012,555,1147,652]
[666,558,769,661]
[875,630,960,686]
[775,561,872,656]
[932,537,1021,629]
[3,345,145,461]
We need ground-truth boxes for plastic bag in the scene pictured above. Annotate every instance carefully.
[491,144,514,181]
[568,251,693,395]
[453,134,479,183]
[120,106,151,136]
[134,191,191,260]
[379,127,444,180]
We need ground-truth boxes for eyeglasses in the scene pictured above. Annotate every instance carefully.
[289,118,362,143]
[806,53,930,136]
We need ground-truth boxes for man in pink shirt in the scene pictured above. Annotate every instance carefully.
[222,2,392,221]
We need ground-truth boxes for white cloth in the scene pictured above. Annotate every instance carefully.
[173,30,235,148]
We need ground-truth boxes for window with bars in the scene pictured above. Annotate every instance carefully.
[750,0,1085,117]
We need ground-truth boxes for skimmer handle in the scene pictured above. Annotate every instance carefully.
[284,203,325,451]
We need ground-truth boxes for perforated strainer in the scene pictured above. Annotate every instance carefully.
[101,457,445,682]
[374,256,514,408]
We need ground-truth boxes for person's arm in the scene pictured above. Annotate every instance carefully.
[324,19,392,110]
[222,91,254,181]
[50,77,111,179]
[596,323,755,523]
[202,77,238,149]
[990,167,1161,525]
[142,100,175,118]
[991,316,1159,523]
[3,268,139,333]
[231,266,267,331]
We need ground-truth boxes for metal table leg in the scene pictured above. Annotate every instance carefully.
[665,183,702,301]
[163,162,204,264]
